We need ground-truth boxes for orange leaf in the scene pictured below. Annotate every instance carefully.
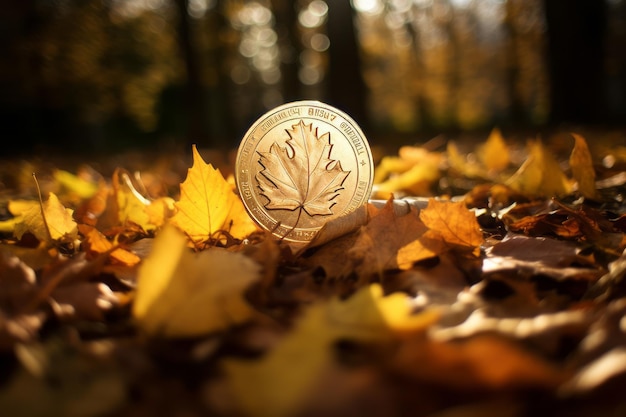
[348,198,434,275]
[170,145,258,244]
[419,199,483,255]
[80,225,141,266]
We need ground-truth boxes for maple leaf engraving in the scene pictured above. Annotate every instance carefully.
[256,120,350,216]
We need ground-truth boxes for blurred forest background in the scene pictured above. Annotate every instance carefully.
[1,0,625,156]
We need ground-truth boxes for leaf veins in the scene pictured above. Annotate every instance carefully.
[256,121,350,217]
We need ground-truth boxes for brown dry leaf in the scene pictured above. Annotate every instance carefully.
[506,139,572,197]
[348,198,436,276]
[419,199,483,255]
[132,224,261,338]
[14,192,78,246]
[256,120,349,216]
[569,133,598,200]
[170,145,258,245]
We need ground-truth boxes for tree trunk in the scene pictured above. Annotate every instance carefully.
[173,0,211,148]
[326,0,369,130]
[543,0,608,124]
[270,0,301,102]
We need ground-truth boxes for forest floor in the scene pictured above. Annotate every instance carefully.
[1,126,626,417]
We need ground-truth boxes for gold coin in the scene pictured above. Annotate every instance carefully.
[235,100,374,242]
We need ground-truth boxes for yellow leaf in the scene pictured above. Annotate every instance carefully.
[477,127,510,172]
[419,199,483,254]
[506,140,572,197]
[8,200,40,216]
[132,224,260,338]
[569,133,598,200]
[14,192,78,245]
[53,169,99,199]
[224,283,438,417]
[170,145,258,244]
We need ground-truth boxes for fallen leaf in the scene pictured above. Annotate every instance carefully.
[79,225,141,266]
[14,192,78,246]
[348,198,436,275]
[132,224,261,338]
[419,199,483,255]
[170,145,258,244]
[53,169,99,200]
[477,127,510,173]
[569,133,598,200]
[506,139,572,197]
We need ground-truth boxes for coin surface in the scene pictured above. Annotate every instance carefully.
[235,100,374,242]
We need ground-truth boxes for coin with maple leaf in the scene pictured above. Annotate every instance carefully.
[236,101,374,242]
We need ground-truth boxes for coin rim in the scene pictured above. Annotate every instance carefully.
[235,100,374,242]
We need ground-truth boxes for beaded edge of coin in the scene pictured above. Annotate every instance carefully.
[235,100,374,242]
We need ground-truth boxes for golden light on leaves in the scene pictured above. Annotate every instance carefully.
[419,198,484,255]
[477,127,510,173]
[170,145,258,244]
[132,224,260,338]
[257,121,349,216]
[506,139,572,197]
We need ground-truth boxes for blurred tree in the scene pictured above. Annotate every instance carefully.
[270,0,302,102]
[543,0,608,124]
[173,0,211,148]
[326,0,369,129]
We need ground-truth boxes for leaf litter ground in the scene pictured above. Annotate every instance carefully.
[1,128,626,417]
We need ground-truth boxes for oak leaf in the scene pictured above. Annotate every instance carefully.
[170,145,258,243]
[256,121,349,216]
[132,224,261,338]
[224,283,439,417]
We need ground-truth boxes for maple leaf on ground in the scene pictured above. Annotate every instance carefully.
[170,145,258,244]
[348,198,440,276]
[419,198,484,255]
[132,224,261,338]
[256,120,349,216]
